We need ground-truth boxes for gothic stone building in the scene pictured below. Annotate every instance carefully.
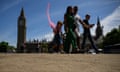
[17,8,41,53]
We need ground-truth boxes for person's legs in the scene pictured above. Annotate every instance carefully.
[81,33,87,50]
[74,28,81,49]
[88,33,98,52]
[64,32,70,53]
[58,34,64,53]
[77,37,80,49]
[52,35,57,52]
[70,29,78,53]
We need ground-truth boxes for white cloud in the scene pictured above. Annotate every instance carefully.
[43,32,54,42]
[91,6,120,36]
[28,32,54,42]
[101,6,120,35]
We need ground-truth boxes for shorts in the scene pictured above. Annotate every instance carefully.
[52,34,63,46]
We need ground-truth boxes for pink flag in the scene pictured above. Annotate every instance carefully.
[46,3,56,29]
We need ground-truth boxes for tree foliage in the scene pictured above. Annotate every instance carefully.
[0,41,8,52]
[103,27,120,46]
[0,41,15,52]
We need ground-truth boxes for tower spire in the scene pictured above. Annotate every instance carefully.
[97,16,100,26]
[95,16,103,40]
[20,7,24,17]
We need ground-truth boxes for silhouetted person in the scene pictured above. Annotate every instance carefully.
[63,6,77,53]
[73,6,91,50]
[81,14,98,53]
[52,21,63,53]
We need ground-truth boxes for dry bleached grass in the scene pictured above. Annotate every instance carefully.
[0,53,120,72]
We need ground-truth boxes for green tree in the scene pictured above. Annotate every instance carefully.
[0,41,16,53]
[0,41,8,52]
[103,27,120,46]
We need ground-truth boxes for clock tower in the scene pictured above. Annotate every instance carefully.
[17,8,26,53]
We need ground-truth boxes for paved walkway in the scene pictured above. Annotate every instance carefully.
[0,54,120,72]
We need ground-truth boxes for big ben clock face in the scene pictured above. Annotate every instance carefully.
[19,20,24,25]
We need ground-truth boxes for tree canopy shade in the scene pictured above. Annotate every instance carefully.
[0,41,8,52]
[0,41,15,52]
[103,26,120,46]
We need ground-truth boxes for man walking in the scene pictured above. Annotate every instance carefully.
[81,14,99,53]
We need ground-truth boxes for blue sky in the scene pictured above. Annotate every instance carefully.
[0,0,120,47]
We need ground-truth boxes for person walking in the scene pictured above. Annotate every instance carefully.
[63,6,77,53]
[81,14,99,53]
[73,6,92,52]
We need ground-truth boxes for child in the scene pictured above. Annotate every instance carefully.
[52,21,64,53]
